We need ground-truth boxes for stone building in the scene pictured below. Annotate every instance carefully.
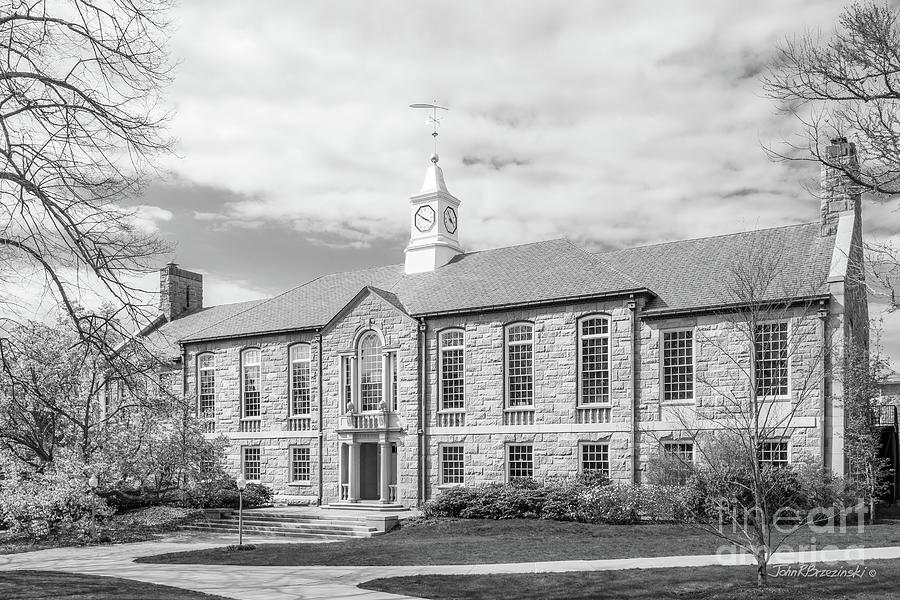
[143,139,868,508]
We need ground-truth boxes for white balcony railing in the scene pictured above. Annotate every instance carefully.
[337,411,402,432]
[287,416,312,431]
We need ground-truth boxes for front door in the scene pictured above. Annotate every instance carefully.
[359,443,379,500]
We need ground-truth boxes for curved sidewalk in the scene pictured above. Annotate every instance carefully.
[1,534,899,600]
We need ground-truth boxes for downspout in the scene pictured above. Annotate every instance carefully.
[627,297,638,484]
[417,318,426,506]
[181,343,189,504]
[317,330,324,505]
[817,302,829,470]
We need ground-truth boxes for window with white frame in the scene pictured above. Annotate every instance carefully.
[242,447,261,480]
[241,348,261,418]
[662,330,694,402]
[390,351,398,411]
[358,332,383,411]
[290,446,311,483]
[580,443,610,476]
[507,444,533,480]
[341,355,352,408]
[758,441,789,467]
[505,323,534,408]
[755,322,789,397]
[440,329,465,411]
[662,441,694,485]
[197,354,215,419]
[289,344,311,417]
[579,316,610,405]
[440,445,464,485]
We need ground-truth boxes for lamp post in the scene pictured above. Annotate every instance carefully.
[236,476,247,546]
[87,474,98,542]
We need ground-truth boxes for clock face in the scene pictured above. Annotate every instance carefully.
[415,205,436,232]
[443,207,457,234]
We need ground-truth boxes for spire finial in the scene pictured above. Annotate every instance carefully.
[410,101,448,163]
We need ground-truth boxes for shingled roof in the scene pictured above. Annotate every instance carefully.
[599,222,836,315]
[180,238,645,342]
[154,222,838,348]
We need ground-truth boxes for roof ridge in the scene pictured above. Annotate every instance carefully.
[563,238,644,288]
[455,237,570,258]
[598,221,822,255]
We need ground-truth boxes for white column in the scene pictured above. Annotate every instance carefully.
[379,439,391,503]
[348,441,360,502]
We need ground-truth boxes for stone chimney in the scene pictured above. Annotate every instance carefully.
[159,262,203,321]
[820,137,861,236]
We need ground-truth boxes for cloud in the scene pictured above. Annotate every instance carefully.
[130,205,174,234]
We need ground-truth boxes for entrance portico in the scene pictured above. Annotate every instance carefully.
[340,437,397,504]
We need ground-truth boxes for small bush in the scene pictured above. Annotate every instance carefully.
[225,543,257,551]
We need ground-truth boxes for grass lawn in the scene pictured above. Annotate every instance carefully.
[137,517,900,566]
[0,570,229,600]
[0,506,203,555]
[359,559,900,600]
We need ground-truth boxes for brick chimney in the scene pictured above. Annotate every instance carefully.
[820,137,861,236]
[159,262,203,321]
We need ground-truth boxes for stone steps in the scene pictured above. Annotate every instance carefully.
[178,510,381,539]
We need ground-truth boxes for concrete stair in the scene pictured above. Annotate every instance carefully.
[179,510,381,540]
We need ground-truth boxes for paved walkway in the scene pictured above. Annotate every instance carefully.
[2,534,900,600]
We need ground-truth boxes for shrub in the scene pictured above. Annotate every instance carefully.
[208,480,273,509]
[0,468,114,539]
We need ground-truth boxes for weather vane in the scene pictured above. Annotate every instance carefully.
[409,101,448,163]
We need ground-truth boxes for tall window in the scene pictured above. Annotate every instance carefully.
[580,443,610,476]
[390,351,398,411]
[440,445,465,485]
[243,447,261,481]
[241,348,261,418]
[756,322,789,397]
[579,316,610,405]
[197,354,215,418]
[440,329,465,411]
[758,441,789,467]
[662,442,694,485]
[662,330,694,402]
[505,323,534,408]
[341,355,352,408]
[290,446,311,483]
[507,444,533,480]
[358,332,383,412]
[289,344,311,416]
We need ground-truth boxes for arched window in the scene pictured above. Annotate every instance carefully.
[358,332,383,412]
[289,344,311,417]
[439,329,465,411]
[505,323,534,408]
[578,315,610,405]
[241,348,261,418]
[197,353,215,419]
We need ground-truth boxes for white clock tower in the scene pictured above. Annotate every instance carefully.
[406,154,463,273]
[404,153,463,274]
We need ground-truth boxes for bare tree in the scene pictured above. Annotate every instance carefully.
[765,2,900,197]
[650,234,841,586]
[0,0,173,350]
[765,2,900,310]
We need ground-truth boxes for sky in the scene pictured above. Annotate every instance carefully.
[97,1,900,367]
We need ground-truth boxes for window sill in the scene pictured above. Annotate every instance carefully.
[577,404,612,409]
[287,481,311,487]
[504,407,535,412]
[241,417,262,421]
[437,483,465,489]
[660,399,694,406]
[437,409,465,414]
